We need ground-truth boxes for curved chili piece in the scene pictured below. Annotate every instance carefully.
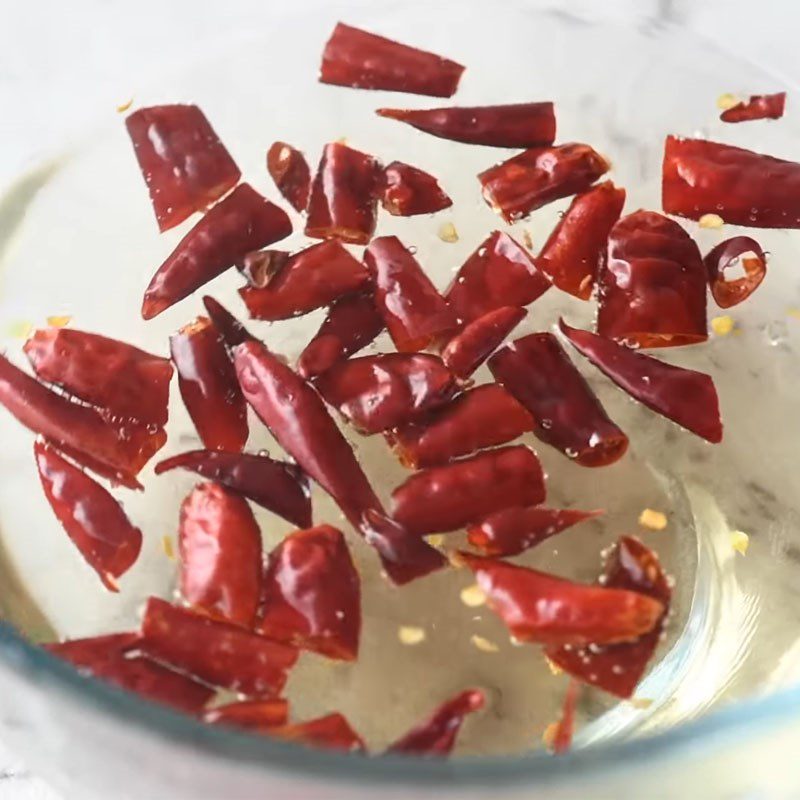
[170,316,248,452]
[267,141,311,212]
[380,161,452,216]
[125,104,241,232]
[155,449,311,529]
[365,236,457,351]
[391,445,545,535]
[387,689,485,756]
[204,698,288,732]
[704,236,766,309]
[315,353,458,434]
[142,184,292,320]
[34,441,142,591]
[240,240,370,321]
[537,181,625,300]
[479,143,609,222]
[202,296,256,349]
[445,231,549,325]
[559,320,723,443]
[377,103,555,148]
[237,249,290,289]
[305,142,381,245]
[489,333,628,467]
[549,680,580,754]
[140,597,298,696]
[271,712,366,752]
[441,306,526,378]
[24,328,172,427]
[720,92,786,123]
[320,22,464,98]
[458,551,664,647]
[297,292,385,379]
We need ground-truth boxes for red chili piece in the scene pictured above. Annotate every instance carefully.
[271,713,366,752]
[24,328,172,427]
[0,353,165,489]
[305,142,381,245]
[391,445,546,535]
[34,441,142,591]
[155,450,311,529]
[387,689,485,756]
[380,161,452,216]
[125,104,241,232]
[489,333,628,467]
[319,22,464,98]
[315,353,458,435]
[240,240,370,321]
[237,249,290,289]
[662,136,800,228]
[546,536,671,698]
[259,525,361,660]
[704,236,767,309]
[365,236,457,351]
[142,183,292,319]
[387,384,533,469]
[537,181,626,300]
[297,292,385,379]
[202,296,256,349]
[467,506,603,558]
[441,306,527,379]
[550,680,580,754]
[377,103,556,148]
[140,597,297,696]
[720,92,786,123]
[267,141,311,212]
[458,552,665,647]
[204,698,289,731]
[479,143,609,223]
[445,231,549,325]
[170,317,248,452]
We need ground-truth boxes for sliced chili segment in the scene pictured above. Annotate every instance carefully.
[237,249,290,289]
[271,712,366,752]
[549,680,580,754]
[720,92,786,123]
[380,161,452,216]
[202,296,256,349]
[704,236,766,309]
[267,141,311,212]
[204,698,289,732]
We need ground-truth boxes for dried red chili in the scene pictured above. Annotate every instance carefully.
[204,698,289,731]
[202,296,256,349]
[549,680,580,754]
[380,161,452,216]
[720,92,786,123]
[237,249,290,289]
[271,712,366,752]
[704,236,767,309]
[267,141,311,212]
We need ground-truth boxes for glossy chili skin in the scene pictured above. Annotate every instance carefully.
[380,161,452,216]
[170,316,248,452]
[662,136,800,228]
[377,103,556,148]
[704,236,766,309]
[267,141,311,212]
[271,713,366,752]
[305,143,381,245]
[445,231,549,325]
[237,249,290,288]
[388,384,533,468]
[240,240,370,321]
[202,296,256,349]
[559,320,723,443]
[259,525,361,660]
[720,92,786,123]
[489,333,628,467]
[142,183,292,319]
[537,181,626,300]
[319,22,464,98]
[155,449,311,528]
[596,210,707,348]
[204,698,288,731]
[125,104,241,232]
[24,328,172,427]
[479,143,609,222]
[365,236,457,351]
[315,353,458,434]
[34,441,143,591]
[391,445,546,535]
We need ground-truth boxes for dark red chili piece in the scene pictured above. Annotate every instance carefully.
[170,316,248,452]
[142,183,292,319]
[240,240,370,321]
[380,161,452,216]
[445,231,549,325]
[24,328,172,427]
[34,441,142,591]
[305,142,381,245]
[388,384,533,469]
[479,143,609,223]
[662,136,800,228]
[458,551,665,647]
[559,320,723,443]
[315,353,458,435]
[259,525,361,661]
[720,92,786,123]
[365,236,457,352]
[297,292,385,379]
[489,333,628,467]
[549,680,580,754]
[391,445,545,535]
[267,141,311,212]
[237,250,290,289]
[155,450,311,529]
[140,597,298,696]
[271,713,366,752]
[202,296,256,349]
[125,104,241,232]
[377,103,556,148]
[204,698,289,732]
[319,22,464,98]
[704,236,767,309]
[537,181,626,300]
[387,689,485,756]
